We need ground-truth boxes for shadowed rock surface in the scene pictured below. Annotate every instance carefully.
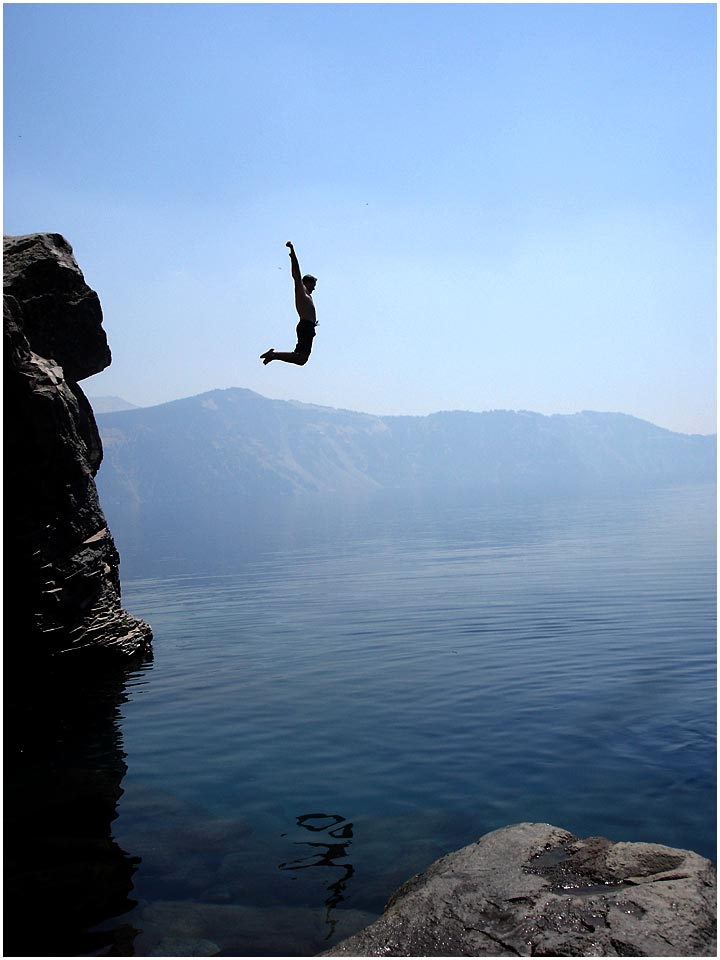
[4,232,152,661]
[4,232,110,381]
[323,822,717,957]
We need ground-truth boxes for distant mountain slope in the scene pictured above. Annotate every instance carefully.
[89,395,139,414]
[95,387,716,509]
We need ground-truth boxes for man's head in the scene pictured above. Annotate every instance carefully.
[302,274,317,294]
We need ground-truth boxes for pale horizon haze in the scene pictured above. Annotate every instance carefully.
[4,3,717,435]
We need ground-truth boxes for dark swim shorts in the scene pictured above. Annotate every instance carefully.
[295,318,317,356]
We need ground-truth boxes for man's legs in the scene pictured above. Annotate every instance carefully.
[261,349,309,366]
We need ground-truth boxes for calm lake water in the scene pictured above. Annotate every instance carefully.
[98,482,715,956]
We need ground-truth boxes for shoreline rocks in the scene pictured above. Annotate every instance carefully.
[323,822,717,957]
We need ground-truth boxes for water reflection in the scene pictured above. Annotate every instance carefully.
[279,813,355,939]
[4,656,151,956]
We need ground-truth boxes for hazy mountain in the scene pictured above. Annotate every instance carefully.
[95,388,715,512]
[89,395,139,414]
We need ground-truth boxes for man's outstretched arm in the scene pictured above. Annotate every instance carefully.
[286,241,302,284]
[286,241,315,320]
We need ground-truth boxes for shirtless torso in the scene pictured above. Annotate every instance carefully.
[294,274,316,323]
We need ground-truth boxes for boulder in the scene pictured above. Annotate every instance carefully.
[323,822,716,957]
[4,232,151,662]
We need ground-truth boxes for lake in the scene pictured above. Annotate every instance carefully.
[94,481,715,955]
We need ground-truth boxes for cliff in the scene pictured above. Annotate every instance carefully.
[4,233,153,954]
[4,232,152,662]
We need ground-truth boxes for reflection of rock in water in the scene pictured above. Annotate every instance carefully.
[4,657,151,956]
[279,813,355,939]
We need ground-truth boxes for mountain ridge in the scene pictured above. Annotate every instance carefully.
[95,386,716,511]
[96,384,715,437]
[88,394,140,414]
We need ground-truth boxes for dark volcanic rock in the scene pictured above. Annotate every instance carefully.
[4,232,151,662]
[323,822,717,957]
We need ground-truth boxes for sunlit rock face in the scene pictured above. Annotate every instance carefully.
[324,822,717,958]
[4,232,152,661]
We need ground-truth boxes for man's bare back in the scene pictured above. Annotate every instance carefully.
[261,242,318,366]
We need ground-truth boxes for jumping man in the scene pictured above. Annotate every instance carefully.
[261,242,318,366]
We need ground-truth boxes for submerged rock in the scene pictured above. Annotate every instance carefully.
[119,899,376,957]
[4,232,151,662]
[323,822,717,957]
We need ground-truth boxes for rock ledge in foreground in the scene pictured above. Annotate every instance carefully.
[323,822,716,957]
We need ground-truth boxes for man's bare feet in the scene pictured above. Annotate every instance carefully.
[261,349,275,365]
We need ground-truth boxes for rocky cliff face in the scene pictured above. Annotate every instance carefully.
[4,232,151,661]
[4,233,153,954]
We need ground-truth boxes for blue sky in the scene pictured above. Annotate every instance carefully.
[4,3,716,434]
